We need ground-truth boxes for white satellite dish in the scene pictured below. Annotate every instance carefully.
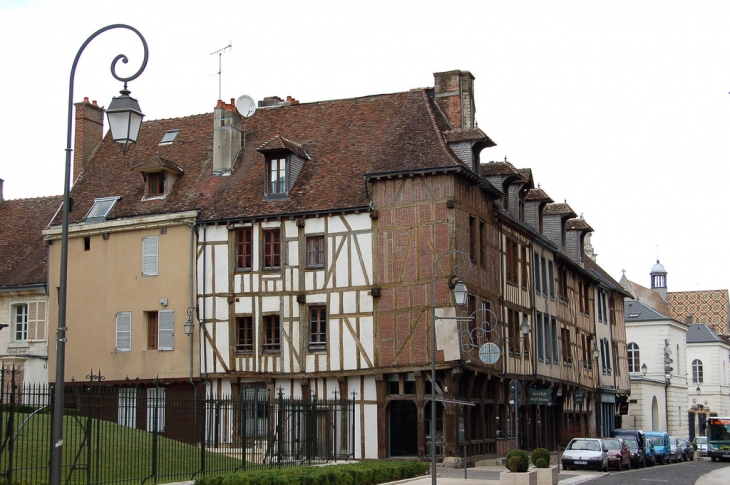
[235,95,257,118]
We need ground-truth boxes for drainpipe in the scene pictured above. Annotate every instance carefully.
[201,224,209,385]
[188,221,197,387]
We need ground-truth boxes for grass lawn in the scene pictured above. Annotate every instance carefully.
[1,411,244,485]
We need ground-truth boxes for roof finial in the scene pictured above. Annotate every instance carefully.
[504,155,508,162]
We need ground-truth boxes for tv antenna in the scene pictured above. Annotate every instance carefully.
[235,95,257,148]
[211,42,232,100]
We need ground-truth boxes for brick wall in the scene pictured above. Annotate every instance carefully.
[73,98,104,184]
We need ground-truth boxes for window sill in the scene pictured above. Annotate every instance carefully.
[234,268,252,272]
[235,351,253,355]
[8,342,29,349]
[262,349,281,354]
[308,347,327,353]
[306,265,325,270]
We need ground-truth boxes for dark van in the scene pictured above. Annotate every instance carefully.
[613,429,647,466]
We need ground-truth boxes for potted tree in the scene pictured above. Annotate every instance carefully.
[531,448,558,485]
[500,449,537,485]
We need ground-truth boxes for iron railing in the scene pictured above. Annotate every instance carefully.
[0,368,355,485]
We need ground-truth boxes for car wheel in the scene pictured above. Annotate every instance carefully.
[627,459,631,470]
[641,458,645,468]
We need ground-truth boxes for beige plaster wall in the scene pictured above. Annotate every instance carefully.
[47,224,199,383]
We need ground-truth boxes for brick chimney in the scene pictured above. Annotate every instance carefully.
[433,70,476,130]
[213,99,242,174]
[73,98,104,184]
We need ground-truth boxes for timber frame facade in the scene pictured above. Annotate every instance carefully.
[39,69,633,463]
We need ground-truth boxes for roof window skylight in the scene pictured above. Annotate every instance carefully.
[159,129,179,145]
[85,196,120,222]
[628,313,640,318]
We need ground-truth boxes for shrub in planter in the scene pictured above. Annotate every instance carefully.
[505,449,530,473]
[535,458,548,468]
[531,448,550,467]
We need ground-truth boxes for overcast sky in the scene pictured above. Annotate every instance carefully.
[1,0,729,293]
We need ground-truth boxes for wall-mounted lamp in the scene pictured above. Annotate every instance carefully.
[520,317,530,335]
[592,343,600,360]
[184,319,194,337]
[696,385,701,396]
[641,363,647,376]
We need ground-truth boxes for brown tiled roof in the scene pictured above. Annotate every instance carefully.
[525,188,553,203]
[443,127,496,146]
[131,156,184,174]
[583,257,632,298]
[257,136,311,160]
[543,203,576,217]
[623,279,673,318]
[53,89,472,225]
[667,290,729,335]
[0,195,62,287]
[481,161,519,176]
[566,218,593,232]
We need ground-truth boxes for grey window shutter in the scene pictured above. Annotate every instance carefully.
[116,312,132,351]
[158,310,174,350]
[142,236,158,276]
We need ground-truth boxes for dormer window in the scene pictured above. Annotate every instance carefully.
[268,156,287,196]
[257,136,310,200]
[159,130,179,145]
[86,196,120,222]
[132,156,183,200]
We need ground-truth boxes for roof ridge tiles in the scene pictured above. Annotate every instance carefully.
[419,89,465,168]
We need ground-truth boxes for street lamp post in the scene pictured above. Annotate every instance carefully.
[51,24,148,485]
[430,250,470,485]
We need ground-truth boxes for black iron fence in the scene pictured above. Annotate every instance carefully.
[0,368,355,485]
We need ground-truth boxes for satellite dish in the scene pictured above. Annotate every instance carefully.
[236,95,257,118]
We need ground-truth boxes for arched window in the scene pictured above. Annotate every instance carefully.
[692,359,703,383]
[627,342,640,373]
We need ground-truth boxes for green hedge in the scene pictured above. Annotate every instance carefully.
[195,461,430,485]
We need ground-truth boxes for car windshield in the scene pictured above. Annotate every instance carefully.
[624,438,638,448]
[695,437,707,444]
[602,439,620,448]
[568,440,601,451]
[648,436,664,446]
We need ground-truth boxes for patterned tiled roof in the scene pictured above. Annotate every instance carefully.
[53,89,476,226]
[0,195,62,287]
[667,290,730,335]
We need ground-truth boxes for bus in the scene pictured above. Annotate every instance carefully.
[706,416,730,461]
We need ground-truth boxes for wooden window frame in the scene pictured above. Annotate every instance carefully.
[236,228,253,270]
[236,316,253,354]
[536,312,544,361]
[266,156,288,196]
[548,260,555,300]
[148,311,158,350]
[13,303,28,342]
[148,172,165,197]
[561,326,571,365]
[306,235,325,268]
[262,229,281,270]
[309,306,327,351]
[520,246,528,290]
[534,251,541,295]
[692,359,703,383]
[479,220,486,266]
[469,215,477,262]
[627,342,640,373]
[263,315,280,352]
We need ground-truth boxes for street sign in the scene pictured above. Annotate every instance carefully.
[574,390,585,406]
[508,395,523,408]
[509,379,522,393]
[479,343,500,364]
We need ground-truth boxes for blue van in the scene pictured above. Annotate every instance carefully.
[645,431,671,464]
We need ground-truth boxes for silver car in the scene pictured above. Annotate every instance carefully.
[562,438,609,472]
[693,436,708,457]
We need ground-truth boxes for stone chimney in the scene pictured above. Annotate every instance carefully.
[433,70,476,130]
[73,98,104,184]
[213,99,242,174]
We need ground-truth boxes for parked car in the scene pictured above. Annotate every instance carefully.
[645,431,671,464]
[603,437,631,470]
[678,439,693,461]
[669,436,682,463]
[694,436,708,457]
[562,438,609,472]
[644,440,657,466]
[623,437,646,468]
[614,429,647,467]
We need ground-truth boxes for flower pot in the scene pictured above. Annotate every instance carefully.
[500,469,537,485]
[536,466,559,485]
